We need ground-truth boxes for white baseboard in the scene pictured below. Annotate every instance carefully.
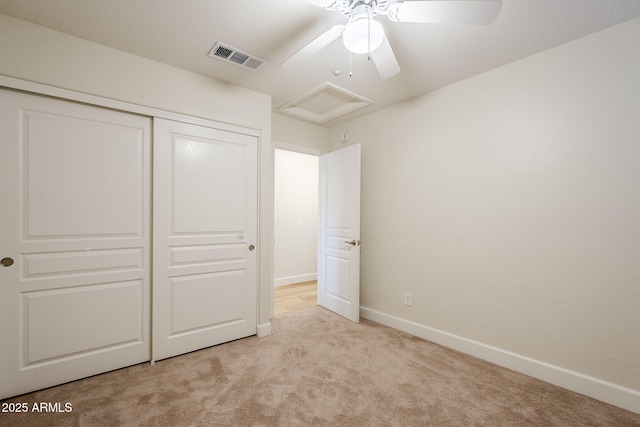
[360,306,640,415]
[274,273,317,288]
[257,322,271,338]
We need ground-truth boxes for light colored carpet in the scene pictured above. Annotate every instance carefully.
[1,307,639,426]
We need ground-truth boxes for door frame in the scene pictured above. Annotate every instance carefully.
[271,141,327,318]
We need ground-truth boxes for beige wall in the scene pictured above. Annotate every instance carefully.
[331,16,640,395]
[272,112,331,152]
[0,13,274,329]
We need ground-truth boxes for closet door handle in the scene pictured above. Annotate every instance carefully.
[1,257,14,267]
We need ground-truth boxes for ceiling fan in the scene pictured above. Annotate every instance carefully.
[282,0,502,79]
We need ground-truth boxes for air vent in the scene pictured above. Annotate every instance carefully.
[208,42,266,71]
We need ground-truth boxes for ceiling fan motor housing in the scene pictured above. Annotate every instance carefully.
[337,0,390,17]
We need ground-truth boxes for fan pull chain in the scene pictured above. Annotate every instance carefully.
[368,7,371,55]
[367,5,372,60]
[349,52,353,77]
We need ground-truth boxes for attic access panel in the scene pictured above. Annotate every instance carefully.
[278,82,373,124]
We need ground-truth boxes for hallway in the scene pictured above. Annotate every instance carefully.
[274,281,317,317]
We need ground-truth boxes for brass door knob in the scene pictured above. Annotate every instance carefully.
[1,257,14,267]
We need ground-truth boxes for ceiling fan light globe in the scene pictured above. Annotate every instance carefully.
[343,18,385,54]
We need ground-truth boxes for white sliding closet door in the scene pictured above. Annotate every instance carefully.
[152,118,258,361]
[0,89,151,399]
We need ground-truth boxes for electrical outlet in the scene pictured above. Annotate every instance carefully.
[404,292,412,307]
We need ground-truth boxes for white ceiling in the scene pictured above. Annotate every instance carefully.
[1,0,640,127]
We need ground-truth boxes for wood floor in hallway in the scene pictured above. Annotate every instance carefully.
[274,281,317,317]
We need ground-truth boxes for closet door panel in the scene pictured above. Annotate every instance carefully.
[0,88,151,399]
[153,118,257,361]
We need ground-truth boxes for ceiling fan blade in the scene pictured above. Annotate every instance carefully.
[370,35,401,79]
[388,0,502,25]
[302,0,340,10]
[282,25,344,68]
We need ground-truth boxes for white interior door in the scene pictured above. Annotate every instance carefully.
[153,118,258,361]
[0,88,151,399]
[318,144,361,322]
